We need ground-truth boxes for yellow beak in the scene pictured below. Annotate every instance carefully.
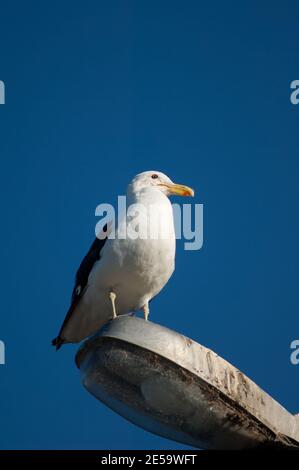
[161,182,195,197]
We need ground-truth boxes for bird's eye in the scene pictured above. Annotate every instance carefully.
[151,174,158,179]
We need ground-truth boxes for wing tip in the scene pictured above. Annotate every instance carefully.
[52,336,63,351]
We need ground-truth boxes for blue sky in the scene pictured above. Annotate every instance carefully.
[0,1,298,449]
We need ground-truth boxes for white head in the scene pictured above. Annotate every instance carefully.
[128,171,194,198]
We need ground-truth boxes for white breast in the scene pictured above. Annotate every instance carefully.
[93,186,176,305]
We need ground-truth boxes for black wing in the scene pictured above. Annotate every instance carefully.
[52,225,108,350]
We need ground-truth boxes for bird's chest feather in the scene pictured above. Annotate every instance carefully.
[114,236,175,281]
[91,190,176,294]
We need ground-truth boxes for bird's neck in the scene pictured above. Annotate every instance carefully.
[127,185,170,207]
[124,186,175,241]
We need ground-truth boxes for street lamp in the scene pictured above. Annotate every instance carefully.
[76,316,299,450]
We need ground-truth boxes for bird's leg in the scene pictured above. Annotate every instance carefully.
[142,303,149,321]
[109,291,117,319]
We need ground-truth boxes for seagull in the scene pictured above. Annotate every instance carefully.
[52,171,194,349]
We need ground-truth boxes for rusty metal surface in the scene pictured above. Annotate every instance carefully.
[76,316,299,450]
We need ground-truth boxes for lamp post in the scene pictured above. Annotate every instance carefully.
[76,316,299,450]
